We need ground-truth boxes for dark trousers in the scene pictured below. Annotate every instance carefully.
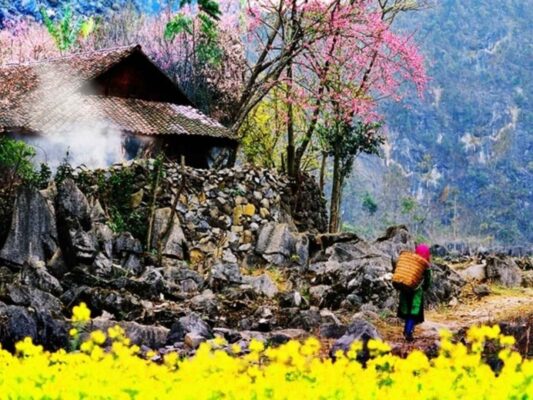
[404,317,416,337]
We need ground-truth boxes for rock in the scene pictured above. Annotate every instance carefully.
[137,267,168,296]
[278,291,304,308]
[294,235,310,268]
[373,225,414,261]
[167,313,214,344]
[55,179,95,265]
[256,223,299,266]
[268,329,308,345]
[520,271,533,288]
[70,230,98,263]
[308,285,331,306]
[209,262,243,288]
[213,328,242,343]
[114,232,143,255]
[310,240,396,310]
[34,311,69,351]
[0,187,58,266]
[459,263,486,281]
[91,252,114,277]
[46,249,68,278]
[430,244,448,258]
[79,287,145,321]
[189,290,218,317]
[184,332,207,349]
[330,319,381,358]
[93,223,114,259]
[320,309,341,325]
[56,179,92,228]
[319,323,347,339]
[90,319,169,349]
[5,284,64,317]
[90,200,107,222]
[20,259,63,296]
[0,303,37,351]
[242,274,279,298]
[114,233,144,274]
[310,232,360,254]
[0,266,15,290]
[151,208,185,260]
[222,249,238,264]
[0,304,68,352]
[288,308,321,331]
[426,263,466,305]
[122,253,143,275]
[162,267,204,295]
[486,255,523,287]
[473,284,491,297]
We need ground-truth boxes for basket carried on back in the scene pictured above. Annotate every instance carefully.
[392,251,430,291]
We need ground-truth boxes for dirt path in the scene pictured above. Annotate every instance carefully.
[422,287,533,333]
[380,287,533,355]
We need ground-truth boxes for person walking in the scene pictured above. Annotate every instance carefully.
[397,244,432,342]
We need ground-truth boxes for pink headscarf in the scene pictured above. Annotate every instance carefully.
[415,243,431,261]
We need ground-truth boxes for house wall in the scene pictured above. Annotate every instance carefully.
[155,136,238,169]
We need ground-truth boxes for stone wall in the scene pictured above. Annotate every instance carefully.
[73,160,327,267]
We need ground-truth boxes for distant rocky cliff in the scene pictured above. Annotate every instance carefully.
[342,0,533,245]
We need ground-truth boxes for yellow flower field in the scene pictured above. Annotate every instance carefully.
[0,304,531,399]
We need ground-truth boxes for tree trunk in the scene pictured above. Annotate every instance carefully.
[319,151,327,193]
[329,151,342,233]
[286,61,295,177]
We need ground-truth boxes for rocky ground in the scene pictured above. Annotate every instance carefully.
[0,161,531,359]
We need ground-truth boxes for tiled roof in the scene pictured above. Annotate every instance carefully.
[0,46,234,140]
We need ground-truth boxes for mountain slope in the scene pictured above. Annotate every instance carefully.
[344,0,532,245]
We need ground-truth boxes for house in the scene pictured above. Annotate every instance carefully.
[0,45,237,169]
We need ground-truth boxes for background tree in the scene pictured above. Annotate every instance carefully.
[40,4,96,53]
[322,120,383,232]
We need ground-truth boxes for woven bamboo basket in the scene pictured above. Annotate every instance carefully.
[392,251,430,291]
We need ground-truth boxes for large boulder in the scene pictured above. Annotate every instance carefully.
[20,259,63,296]
[4,284,64,317]
[425,262,466,304]
[151,208,186,261]
[0,303,68,351]
[114,233,143,275]
[0,187,58,267]
[55,179,97,265]
[208,262,243,289]
[459,262,487,281]
[486,255,523,287]
[0,303,37,351]
[256,223,308,267]
[373,225,414,262]
[309,240,395,310]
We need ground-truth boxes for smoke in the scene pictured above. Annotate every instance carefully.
[22,63,127,170]
[17,124,125,171]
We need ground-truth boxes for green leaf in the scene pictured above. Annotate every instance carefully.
[164,13,194,40]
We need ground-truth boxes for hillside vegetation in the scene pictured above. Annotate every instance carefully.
[344,0,532,246]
